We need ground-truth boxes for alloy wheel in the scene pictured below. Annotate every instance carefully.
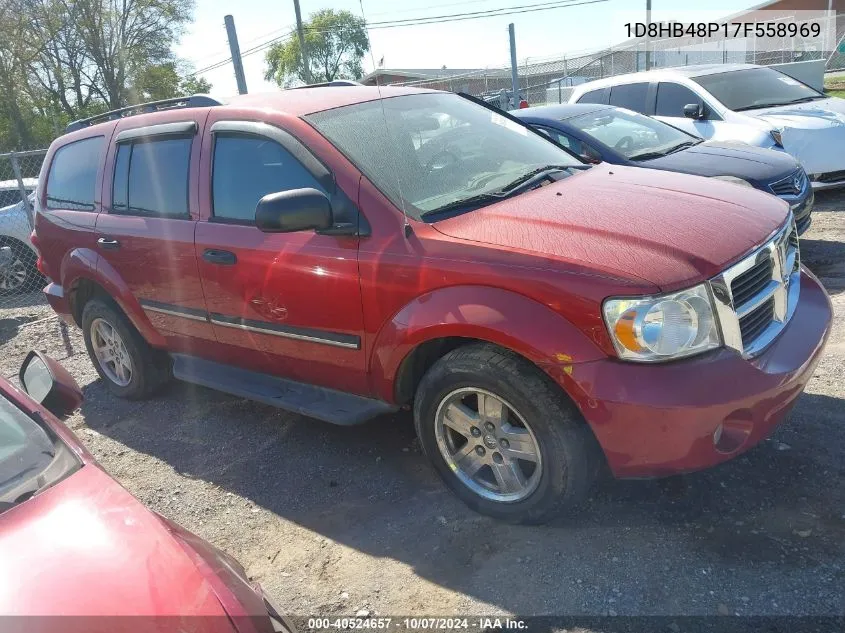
[434,387,542,503]
[0,254,27,292]
[90,317,133,387]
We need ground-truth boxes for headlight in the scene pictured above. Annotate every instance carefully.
[711,175,754,188]
[770,129,783,147]
[603,284,721,362]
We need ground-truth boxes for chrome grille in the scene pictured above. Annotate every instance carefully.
[709,216,800,358]
[769,169,806,196]
[731,257,773,307]
[739,296,775,347]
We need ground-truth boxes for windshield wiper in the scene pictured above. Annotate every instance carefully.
[420,192,506,218]
[665,140,701,155]
[782,95,827,104]
[421,165,573,219]
[497,165,571,196]
[736,94,827,111]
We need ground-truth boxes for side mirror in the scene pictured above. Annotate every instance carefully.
[255,188,333,234]
[683,103,705,120]
[19,351,83,419]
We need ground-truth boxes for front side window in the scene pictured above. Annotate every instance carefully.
[112,137,191,218]
[608,82,649,113]
[46,136,104,211]
[692,67,824,111]
[212,135,326,223]
[306,93,581,220]
[655,82,703,117]
[567,107,698,160]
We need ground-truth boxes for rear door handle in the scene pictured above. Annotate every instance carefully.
[203,249,237,266]
[97,237,121,250]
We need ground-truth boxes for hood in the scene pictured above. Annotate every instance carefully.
[433,165,789,291]
[642,141,798,184]
[0,465,231,623]
[745,97,845,176]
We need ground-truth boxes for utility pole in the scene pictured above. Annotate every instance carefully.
[644,0,652,71]
[508,23,519,110]
[293,0,312,84]
[224,15,248,94]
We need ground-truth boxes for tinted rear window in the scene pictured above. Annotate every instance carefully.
[112,137,191,218]
[577,88,608,104]
[608,83,649,112]
[46,136,104,211]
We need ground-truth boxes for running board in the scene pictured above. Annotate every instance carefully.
[171,354,398,425]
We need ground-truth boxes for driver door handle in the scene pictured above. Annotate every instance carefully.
[97,237,121,250]
[203,249,237,266]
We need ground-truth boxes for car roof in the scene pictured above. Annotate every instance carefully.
[514,103,613,121]
[225,85,438,116]
[60,86,441,139]
[572,63,761,91]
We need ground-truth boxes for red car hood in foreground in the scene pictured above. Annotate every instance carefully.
[0,462,231,626]
[434,165,789,291]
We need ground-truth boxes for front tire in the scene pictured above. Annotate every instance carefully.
[82,298,170,399]
[414,343,600,524]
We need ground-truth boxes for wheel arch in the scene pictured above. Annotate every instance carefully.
[61,249,166,347]
[370,285,606,406]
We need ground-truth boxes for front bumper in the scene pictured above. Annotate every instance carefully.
[789,190,813,235]
[558,268,832,479]
[809,170,845,190]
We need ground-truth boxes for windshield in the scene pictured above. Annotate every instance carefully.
[567,107,697,160]
[0,395,78,512]
[693,67,824,111]
[306,93,582,220]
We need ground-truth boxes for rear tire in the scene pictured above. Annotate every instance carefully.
[82,298,170,399]
[413,343,600,524]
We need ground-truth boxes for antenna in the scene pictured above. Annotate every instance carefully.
[358,0,413,239]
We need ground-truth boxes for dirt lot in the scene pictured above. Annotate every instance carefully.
[1,191,844,619]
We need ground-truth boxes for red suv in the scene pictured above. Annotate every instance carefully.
[34,87,832,523]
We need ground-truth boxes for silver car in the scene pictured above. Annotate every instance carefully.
[0,179,39,294]
[568,64,845,190]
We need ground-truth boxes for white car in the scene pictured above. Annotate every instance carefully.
[568,64,845,190]
[0,178,40,295]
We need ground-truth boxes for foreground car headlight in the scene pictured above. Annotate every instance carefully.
[711,175,754,188]
[603,284,721,362]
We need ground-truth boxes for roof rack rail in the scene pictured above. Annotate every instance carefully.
[290,80,363,89]
[65,94,223,134]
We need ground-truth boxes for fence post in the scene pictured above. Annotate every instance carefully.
[9,152,33,230]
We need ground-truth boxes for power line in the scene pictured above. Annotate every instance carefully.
[186,0,608,79]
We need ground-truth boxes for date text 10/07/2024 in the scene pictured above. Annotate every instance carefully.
[306,618,528,630]
[625,21,821,39]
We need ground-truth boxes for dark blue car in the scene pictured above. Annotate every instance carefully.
[513,104,813,234]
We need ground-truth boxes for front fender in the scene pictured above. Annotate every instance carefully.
[369,285,607,403]
[61,248,166,348]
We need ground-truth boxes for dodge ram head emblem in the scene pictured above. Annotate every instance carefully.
[793,172,802,193]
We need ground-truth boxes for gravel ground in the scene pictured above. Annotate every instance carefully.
[1,191,844,619]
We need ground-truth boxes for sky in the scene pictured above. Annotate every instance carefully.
[174,0,763,97]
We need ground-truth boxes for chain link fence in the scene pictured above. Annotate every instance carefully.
[389,16,845,106]
[0,150,48,312]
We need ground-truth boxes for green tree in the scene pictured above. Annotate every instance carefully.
[264,9,369,88]
[133,63,212,101]
[73,0,194,109]
[180,75,212,96]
